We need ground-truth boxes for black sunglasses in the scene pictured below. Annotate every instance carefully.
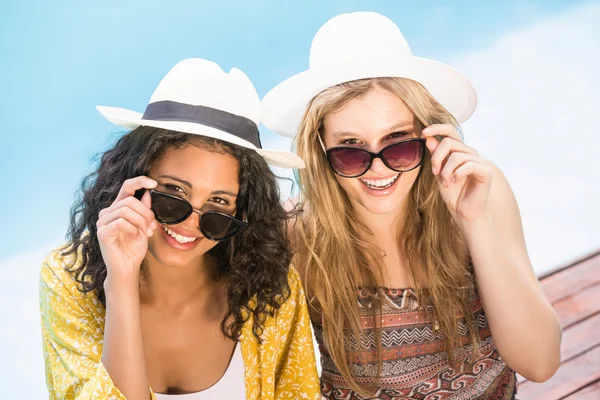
[149,189,247,241]
[318,135,426,178]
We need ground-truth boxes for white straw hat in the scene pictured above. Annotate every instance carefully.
[262,12,477,138]
[97,58,305,168]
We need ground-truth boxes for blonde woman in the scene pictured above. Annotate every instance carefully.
[262,12,561,400]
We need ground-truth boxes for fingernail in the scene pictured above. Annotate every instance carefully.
[151,220,158,230]
[432,167,437,175]
[147,228,153,236]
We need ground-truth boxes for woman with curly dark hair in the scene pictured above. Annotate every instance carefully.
[39,58,320,400]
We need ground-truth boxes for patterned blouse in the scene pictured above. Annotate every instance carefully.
[314,281,517,399]
[39,249,321,400]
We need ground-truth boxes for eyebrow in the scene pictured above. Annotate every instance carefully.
[159,175,238,197]
[159,175,192,189]
[331,120,414,139]
[211,190,238,198]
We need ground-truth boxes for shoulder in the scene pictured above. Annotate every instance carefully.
[278,265,307,315]
[40,245,100,313]
[40,246,78,291]
[266,265,309,328]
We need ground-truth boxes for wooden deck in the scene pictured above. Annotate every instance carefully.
[517,249,600,399]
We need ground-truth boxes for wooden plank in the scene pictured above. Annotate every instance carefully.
[517,344,600,399]
[560,312,600,362]
[552,282,600,328]
[563,379,600,400]
[540,253,600,304]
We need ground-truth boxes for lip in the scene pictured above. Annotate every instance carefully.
[159,224,203,251]
[358,173,401,197]
[161,224,200,238]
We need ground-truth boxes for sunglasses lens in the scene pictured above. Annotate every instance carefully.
[383,140,424,171]
[150,191,191,224]
[327,148,371,177]
[201,212,240,240]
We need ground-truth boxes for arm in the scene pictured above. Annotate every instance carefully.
[424,124,562,382]
[101,278,150,399]
[95,176,159,399]
[273,266,321,399]
[40,252,128,400]
[244,266,321,399]
[461,165,561,381]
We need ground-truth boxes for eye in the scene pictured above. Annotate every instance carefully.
[388,131,409,140]
[209,197,230,206]
[164,184,186,194]
[341,138,361,145]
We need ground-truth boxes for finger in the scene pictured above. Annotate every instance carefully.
[114,176,157,203]
[425,137,440,155]
[440,153,482,187]
[422,124,462,141]
[430,138,478,175]
[140,191,159,230]
[452,161,493,184]
[98,217,142,241]
[104,196,157,231]
[97,206,153,237]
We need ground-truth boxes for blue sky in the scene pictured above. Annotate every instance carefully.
[2,1,600,397]
[0,0,590,258]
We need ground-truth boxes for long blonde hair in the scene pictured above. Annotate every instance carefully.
[293,77,478,395]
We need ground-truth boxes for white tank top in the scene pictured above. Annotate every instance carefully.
[154,344,245,399]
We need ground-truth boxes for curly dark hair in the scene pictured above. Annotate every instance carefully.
[62,126,292,341]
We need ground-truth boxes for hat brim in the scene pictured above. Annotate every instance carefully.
[261,55,477,138]
[96,105,305,169]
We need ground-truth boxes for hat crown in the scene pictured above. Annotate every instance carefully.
[310,12,412,69]
[148,58,261,125]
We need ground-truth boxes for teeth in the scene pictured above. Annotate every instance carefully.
[162,226,198,244]
[360,174,400,189]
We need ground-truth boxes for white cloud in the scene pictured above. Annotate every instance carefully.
[0,244,58,398]
[451,1,600,274]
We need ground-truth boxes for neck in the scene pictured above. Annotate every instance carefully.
[352,200,415,287]
[352,202,404,243]
[139,253,224,310]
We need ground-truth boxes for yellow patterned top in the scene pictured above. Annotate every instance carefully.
[40,249,321,399]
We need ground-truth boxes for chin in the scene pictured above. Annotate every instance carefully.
[355,195,406,215]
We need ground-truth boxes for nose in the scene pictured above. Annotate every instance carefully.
[181,208,203,233]
[369,156,391,174]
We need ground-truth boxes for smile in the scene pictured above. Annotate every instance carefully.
[359,174,400,190]
[162,225,199,244]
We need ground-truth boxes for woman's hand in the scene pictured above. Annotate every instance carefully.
[423,124,493,225]
[97,176,158,292]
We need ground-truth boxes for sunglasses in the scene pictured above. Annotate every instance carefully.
[318,134,426,178]
[149,190,247,241]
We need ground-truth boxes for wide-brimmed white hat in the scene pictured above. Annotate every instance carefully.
[261,12,477,138]
[97,58,305,168]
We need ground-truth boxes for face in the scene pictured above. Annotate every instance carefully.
[321,86,423,216]
[146,144,240,269]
